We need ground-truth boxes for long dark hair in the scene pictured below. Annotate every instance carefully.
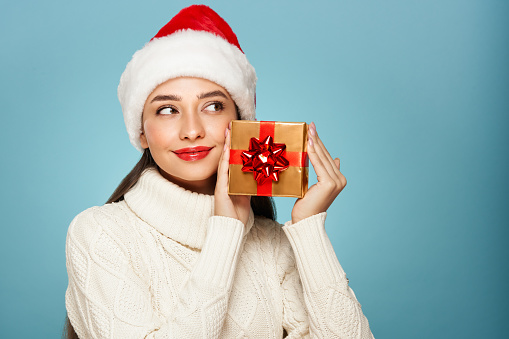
[64,148,276,338]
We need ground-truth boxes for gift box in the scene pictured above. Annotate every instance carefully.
[228,120,308,198]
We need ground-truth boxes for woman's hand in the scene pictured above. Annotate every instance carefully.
[214,123,251,226]
[291,122,347,224]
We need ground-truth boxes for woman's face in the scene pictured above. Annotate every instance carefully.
[141,77,237,194]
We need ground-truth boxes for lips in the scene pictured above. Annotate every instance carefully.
[173,146,214,161]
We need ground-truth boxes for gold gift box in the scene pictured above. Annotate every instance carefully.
[228,120,308,198]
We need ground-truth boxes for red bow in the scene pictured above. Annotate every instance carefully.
[240,136,289,184]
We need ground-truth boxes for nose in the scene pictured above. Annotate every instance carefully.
[179,112,205,141]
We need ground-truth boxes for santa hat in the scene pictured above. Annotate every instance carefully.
[118,5,257,152]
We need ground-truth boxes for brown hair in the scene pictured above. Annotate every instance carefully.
[64,147,276,338]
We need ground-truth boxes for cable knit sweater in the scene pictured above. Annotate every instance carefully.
[65,168,373,338]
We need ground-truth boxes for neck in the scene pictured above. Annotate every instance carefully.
[158,168,217,195]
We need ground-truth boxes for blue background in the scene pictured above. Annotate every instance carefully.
[1,0,508,338]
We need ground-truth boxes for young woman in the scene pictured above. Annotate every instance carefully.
[64,5,374,339]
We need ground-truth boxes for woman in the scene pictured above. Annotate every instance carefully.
[64,5,374,338]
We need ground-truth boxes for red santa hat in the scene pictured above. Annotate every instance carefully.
[118,5,257,152]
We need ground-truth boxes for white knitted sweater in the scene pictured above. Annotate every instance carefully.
[65,168,373,338]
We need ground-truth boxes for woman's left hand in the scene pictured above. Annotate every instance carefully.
[291,122,347,224]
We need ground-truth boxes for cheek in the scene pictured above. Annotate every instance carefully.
[208,110,237,141]
[208,119,230,143]
[144,120,176,147]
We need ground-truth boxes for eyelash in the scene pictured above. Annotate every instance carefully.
[156,101,225,115]
[156,105,178,115]
[204,101,224,112]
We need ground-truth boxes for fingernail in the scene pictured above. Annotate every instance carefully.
[309,122,316,136]
[308,137,313,147]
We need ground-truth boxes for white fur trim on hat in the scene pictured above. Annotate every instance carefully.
[118,29,257,152]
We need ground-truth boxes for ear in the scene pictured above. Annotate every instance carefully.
[140,130,149,149]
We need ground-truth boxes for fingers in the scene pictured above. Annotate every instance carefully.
[334,158,340,170]
[307,122,347,188]
[334,157,347,187]
[215,126,231,194]
[308,122,338,179]
[310,122,341,174]
[307,135,330,182]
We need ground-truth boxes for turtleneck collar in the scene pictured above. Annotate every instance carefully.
[124,167,253,250]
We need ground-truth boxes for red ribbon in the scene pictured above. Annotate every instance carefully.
[240,135,289,184]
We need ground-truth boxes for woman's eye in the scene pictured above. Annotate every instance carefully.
[204,102,223,112]
[157,106,178,115]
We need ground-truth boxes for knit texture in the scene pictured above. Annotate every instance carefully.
[65,167,374,338]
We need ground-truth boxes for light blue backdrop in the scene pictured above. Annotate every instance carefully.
[1,0,507,338]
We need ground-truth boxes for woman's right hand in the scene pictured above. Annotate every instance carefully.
[214,123,251,226]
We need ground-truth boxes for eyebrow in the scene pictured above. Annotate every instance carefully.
[150,90,228,103]
[198,90,228,100]
[150,94,182,103]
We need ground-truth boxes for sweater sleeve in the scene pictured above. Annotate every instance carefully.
[65,208,245,339]
[279,212,374,339]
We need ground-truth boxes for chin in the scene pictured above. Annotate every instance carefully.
[161,167,217,184]
[180,172,216,182]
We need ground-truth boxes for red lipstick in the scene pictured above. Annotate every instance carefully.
[173,146,213,161]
